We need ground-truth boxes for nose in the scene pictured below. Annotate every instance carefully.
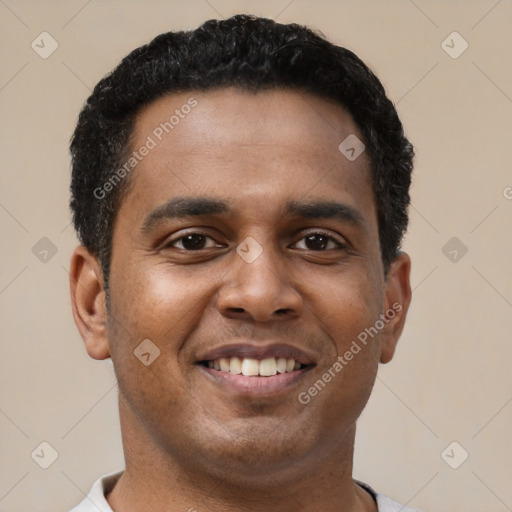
[217,247,303,322]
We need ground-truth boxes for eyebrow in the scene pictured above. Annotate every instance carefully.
[141,196,365,233]
[141,197,229,233]
[284,200,364,227]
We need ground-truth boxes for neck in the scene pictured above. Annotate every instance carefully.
[107,396,377,512]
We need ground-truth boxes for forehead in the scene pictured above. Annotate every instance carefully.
[123,87,374,224]
[133,87,363,158]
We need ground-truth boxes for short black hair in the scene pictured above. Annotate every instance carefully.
[70,14,413,291]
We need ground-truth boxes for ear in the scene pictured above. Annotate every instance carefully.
[380,252,412,364]
[69,246,110,360]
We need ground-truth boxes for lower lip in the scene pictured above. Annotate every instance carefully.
[198,365,313,396]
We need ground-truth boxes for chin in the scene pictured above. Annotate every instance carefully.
[165,417,326,485]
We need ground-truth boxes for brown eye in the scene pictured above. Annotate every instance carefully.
[294,233,342,251]
[305,234,329,250]
[171,233,218,250]
[179,234,207,250]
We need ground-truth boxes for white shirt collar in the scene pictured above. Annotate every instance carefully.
[70,471,423,512]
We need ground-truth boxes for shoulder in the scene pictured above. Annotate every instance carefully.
[356,480,424,512]
[68,471,123,512]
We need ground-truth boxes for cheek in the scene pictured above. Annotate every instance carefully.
[110,262,211,339]
[106,266,206,422]
[303,270,383,412]
[106,262,227,394]
[312,268,384,348]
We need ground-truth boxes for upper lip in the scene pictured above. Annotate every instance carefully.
[196,342,316,366]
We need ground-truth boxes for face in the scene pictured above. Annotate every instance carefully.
[72,88,410,484]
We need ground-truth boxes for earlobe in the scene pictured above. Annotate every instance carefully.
[69,246,111,360]
[380,252,412,364]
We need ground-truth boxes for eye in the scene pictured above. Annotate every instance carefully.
[293,233,344,251]
[169,232,220,251]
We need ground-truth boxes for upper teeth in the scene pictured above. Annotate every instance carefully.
[207,357,301,376]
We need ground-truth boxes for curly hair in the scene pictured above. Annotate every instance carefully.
[70,14,413,290]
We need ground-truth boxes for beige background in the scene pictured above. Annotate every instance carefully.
[1,0,511,510]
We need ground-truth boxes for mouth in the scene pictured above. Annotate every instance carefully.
[199,356,307,376]
[195,344,316,395]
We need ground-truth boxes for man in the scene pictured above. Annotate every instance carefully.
[68,14,417,512]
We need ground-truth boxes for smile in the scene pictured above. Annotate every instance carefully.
[202,356,305,376]
[196,342,316,395]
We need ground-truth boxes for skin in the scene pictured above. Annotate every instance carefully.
[70,88,411,512]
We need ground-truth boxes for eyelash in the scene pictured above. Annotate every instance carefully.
[165,230,346,251]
